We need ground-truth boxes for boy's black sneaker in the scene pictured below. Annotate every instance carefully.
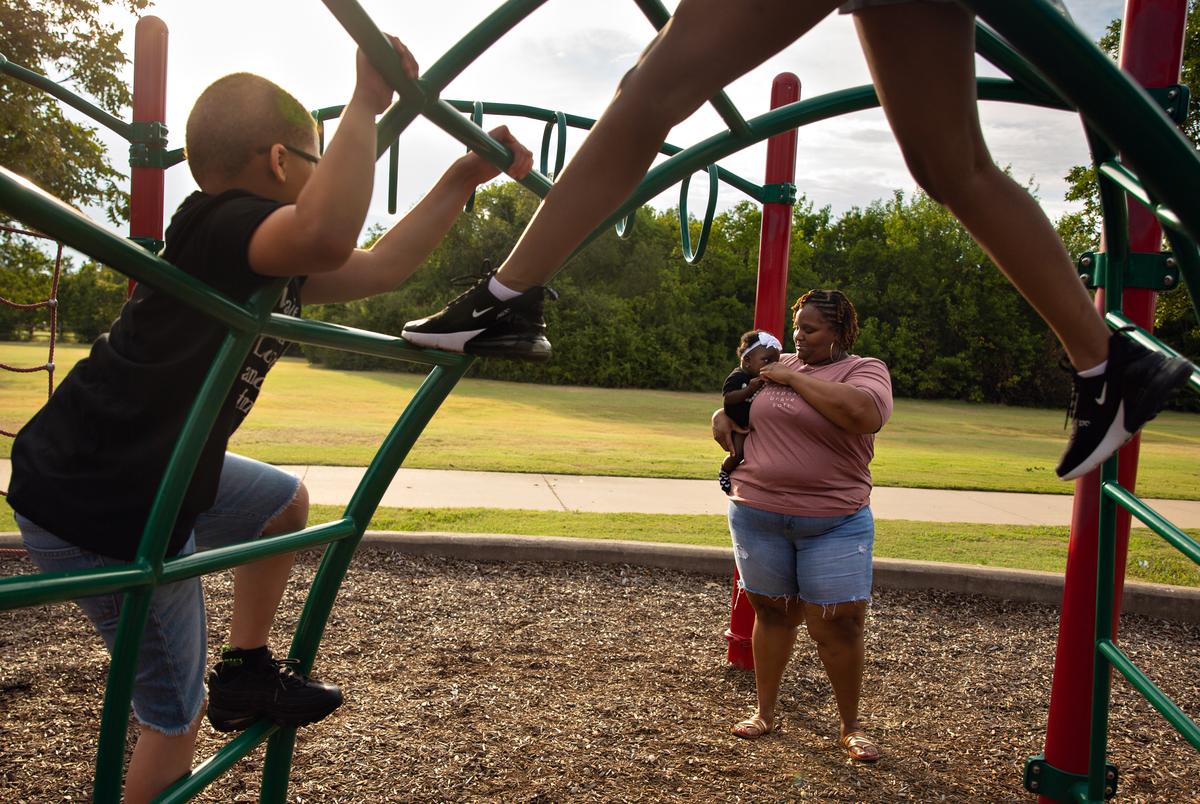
[401,268,556,361]
[1056,329,1193,480]
[206,646,343,732]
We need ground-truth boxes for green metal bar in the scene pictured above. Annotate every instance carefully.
[289,362,471,671]
[1103,483,1200,566]
[967,0,1200,244]
[1161,225,1200,325]
[134,285,288,570]
[1086,452,1120,804]
[629,0,752,137]
[973,24,1064,105]
[443,99,765,200]
[572,78,1057,261]
[0,167,258,333]
[156,722,277,804]
[158,519,359,584]
[259,313,471,367]
[93,305,278,799]
[1097,640,1200,751]
[94,588,154,802]
[320,0,554,195]
[1084,126,1130,263]
[0,54,133,139]
[320,0,427,108]
[0,562,153,612]
[423,100,554,196]
[1103,311,1200,394]
[256,361,472,798]
[1097,161,1183,233]
[260,729,298,803]
[421,0,552,92]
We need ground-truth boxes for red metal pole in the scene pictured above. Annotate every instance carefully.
[1040,1,1186,795]
[129,16,168,293]
[725,72,800,669]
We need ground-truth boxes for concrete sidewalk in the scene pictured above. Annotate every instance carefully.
[275,464,1200,528]
[2,459,1196,527]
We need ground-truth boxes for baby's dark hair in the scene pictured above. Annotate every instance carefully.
[736,330,770,359]
[793,289,860,351]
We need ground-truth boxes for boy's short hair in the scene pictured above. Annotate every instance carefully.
[185,73,316,187]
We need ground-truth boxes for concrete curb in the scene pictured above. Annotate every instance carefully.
[3,531,1197,624]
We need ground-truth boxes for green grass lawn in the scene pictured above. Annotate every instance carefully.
[0,499,1193,588]
[305,505,1199,589]
[3,341,1195,497]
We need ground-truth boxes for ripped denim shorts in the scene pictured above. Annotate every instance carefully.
[727,501,874,605]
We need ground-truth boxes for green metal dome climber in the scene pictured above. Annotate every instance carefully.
[0,1,1198,801]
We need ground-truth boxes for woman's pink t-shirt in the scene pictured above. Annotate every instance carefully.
[730,353,893,517]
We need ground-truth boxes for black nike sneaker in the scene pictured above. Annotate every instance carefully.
[206,646,343,732]
[1056,328,1193,480]
[401,267,556,361]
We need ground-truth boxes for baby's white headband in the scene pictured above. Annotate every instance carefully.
[744,332,782,356]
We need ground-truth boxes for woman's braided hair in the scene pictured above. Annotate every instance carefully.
[792,289,860,352]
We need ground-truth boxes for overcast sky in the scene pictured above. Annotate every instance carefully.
[92,0,1128,236]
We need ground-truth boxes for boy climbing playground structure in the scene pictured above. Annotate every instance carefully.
[1,1,1199,801]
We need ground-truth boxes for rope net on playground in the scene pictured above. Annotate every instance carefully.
[0,223,62,461]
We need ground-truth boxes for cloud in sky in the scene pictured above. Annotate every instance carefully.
[80,0,1128,236]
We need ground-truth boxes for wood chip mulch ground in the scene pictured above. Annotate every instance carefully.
[1,547,1197,803]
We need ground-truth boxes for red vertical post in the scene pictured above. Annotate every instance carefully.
[725,72,801,669]
[1040,0,1186,794]
[129,16,168,293]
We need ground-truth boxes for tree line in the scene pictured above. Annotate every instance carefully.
[303,183,1104,408]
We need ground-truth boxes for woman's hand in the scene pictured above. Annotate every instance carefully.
[758,361,798,387]
[711,409,747,454]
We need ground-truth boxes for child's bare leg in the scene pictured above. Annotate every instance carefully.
[853,3,1110,370]
[228,482,308,649]
[721,430,748,474]
[496,0,843,291]
[123,706,205,804]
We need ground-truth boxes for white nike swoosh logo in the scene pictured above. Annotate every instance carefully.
[472,307,494,318]
[1095,383,1107,405]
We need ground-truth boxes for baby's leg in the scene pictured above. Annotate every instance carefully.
[719,430,748,492]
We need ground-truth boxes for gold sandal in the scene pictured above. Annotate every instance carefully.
[730,715,774,740]
[839,730,881,762]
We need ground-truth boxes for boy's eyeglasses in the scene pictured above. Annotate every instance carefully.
[258,144,321,165]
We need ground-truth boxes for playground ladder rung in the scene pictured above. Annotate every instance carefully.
[1102,482,1200,566]
[1096,639,1200,751]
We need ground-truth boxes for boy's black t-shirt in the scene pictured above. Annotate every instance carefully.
[8,189,303,560]
[723,368,755,428]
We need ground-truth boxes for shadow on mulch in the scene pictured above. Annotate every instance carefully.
[1,548,1197,803]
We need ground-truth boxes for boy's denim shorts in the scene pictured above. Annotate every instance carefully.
[728,501,874,605]
[17,453,301,736]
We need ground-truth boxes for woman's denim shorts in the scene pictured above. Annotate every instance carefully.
[728,501,875,605]
[17,453,300,736]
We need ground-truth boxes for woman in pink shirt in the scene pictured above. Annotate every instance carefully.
[714,289,892,762]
